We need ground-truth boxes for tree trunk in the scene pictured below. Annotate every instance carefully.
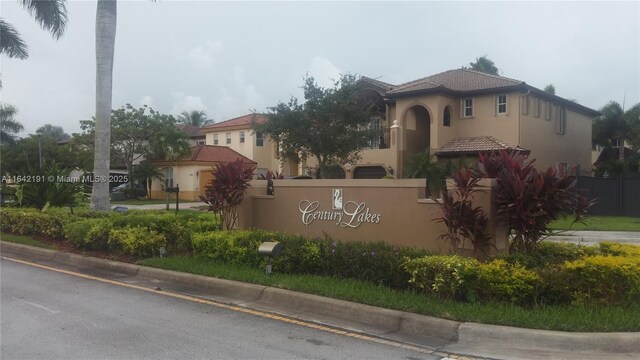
[90,0,117,211]
[618,136,625,161]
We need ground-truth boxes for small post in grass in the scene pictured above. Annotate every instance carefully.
[175,184,179,214]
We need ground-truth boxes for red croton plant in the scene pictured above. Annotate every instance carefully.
[200,159,256,230]
[437,150,594,255]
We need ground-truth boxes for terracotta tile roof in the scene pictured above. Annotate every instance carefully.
[358,76,395,92]
[201,113,266,131]
[387,68,524,96]
[177,145,256,164]
[175,123,205,138]
[435,136,530,156]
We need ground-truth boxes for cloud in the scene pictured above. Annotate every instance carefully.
[139,95,155,108]
[187,40,224,69]
[307,56,342,88]
[170,92,207,115]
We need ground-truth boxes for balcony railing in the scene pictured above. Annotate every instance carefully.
[367,128,390,149]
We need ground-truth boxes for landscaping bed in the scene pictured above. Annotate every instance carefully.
[1,207,639,332]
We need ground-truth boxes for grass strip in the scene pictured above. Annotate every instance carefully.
[139,256,640,332]
[550,216,640,231]
[0,233,56,249]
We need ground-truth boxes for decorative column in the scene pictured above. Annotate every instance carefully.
[390,120,402,178]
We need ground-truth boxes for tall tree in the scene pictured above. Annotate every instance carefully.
[253,74,376,178]
[0,104,24,145]
[178,110,208,127]
[469,55,498,75]
[0,0,68,59]
[82,104,190,189]
[36,124,70,142]
[91,0,117,211]
[543,84,556,95]
[592,101,636,161]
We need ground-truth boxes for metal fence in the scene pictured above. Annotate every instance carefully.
[576,174,640,217]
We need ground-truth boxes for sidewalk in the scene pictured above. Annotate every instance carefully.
[546,230,640,246]
[111,202,205,211]
[1,241,638,360]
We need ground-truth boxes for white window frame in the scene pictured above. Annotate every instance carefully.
[196,140,205,146]
[497,94,508,114]
[256,132,264,147]
[462,98,473,118]
[521,95,529,115]
[225,132,231,145]
[213,134,219,145]
[239,131,245,143]
[164,167,174,188]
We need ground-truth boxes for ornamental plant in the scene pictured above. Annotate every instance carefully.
[435,168,491,254]
[200,159,255,230]
[478,150,594,254]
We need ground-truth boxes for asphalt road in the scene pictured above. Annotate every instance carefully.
[0,259,441,360]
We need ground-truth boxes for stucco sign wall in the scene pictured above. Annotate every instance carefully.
[299,189,381,228]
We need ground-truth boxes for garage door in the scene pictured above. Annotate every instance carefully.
[353,166,386,179]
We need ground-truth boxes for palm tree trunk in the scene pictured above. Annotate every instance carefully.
[618,136,625,161]
[90,0,117,211]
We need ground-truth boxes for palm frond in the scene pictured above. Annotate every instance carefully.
[20,0,68,40]
[0,20,28,59]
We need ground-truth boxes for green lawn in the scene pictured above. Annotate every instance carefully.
[550,216,640,231]
[0,233,56,249]
[139,256,640,332]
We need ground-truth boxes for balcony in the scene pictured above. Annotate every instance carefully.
[368,128,390,149]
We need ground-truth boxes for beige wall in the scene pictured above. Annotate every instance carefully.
[150,164,213,201]
[238,179,507,257]
[518,96,593,171]
[204,128,293,176]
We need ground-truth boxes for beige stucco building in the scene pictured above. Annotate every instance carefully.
[200,114,299,178]
[308,69,599,178]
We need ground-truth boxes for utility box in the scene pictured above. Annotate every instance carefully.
[258,241,283,258]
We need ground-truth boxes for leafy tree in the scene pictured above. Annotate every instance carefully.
[0,104,23,145]
[92,0,117,211]
[0,133,93,177]
[132,162,163,200]
[543,84,556,95]
[178,110,209,127]
[468,55,498,75]
[253,74,376,178]
[200,159,255,230]
[0,0,68,59]
[36,124,70,142]
[624,103,640,150]
[592,101,637,161]
[81,104,190,190]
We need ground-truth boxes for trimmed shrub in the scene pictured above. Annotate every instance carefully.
[64,218,113,251]
[403,255,480,301]
[499,241,601,268]
[476,259,540,305]
[110,213,197,254]
[0,208,68,238]
[108,226,166,257]
[192,230,431,289]
[563,255,640,305]
[599,242,640,257]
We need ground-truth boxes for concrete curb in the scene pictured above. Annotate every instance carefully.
[2,241,639,357]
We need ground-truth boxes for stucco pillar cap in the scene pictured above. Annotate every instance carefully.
[390,120,400,129]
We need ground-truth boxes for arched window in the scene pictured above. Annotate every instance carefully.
[443,106,451,127]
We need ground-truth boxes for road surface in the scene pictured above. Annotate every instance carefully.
[1,258,443,360]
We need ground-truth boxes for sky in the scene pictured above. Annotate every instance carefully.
[1,0,639,137]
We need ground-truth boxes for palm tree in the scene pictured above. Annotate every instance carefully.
[593,101,631,161]
[405,149,450,198]
[90,0,117,211]
[468,55,499,75]
[0,104,24,145]
[133,162,163,200]
[0,0,68,59]
[178,110,208,127]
